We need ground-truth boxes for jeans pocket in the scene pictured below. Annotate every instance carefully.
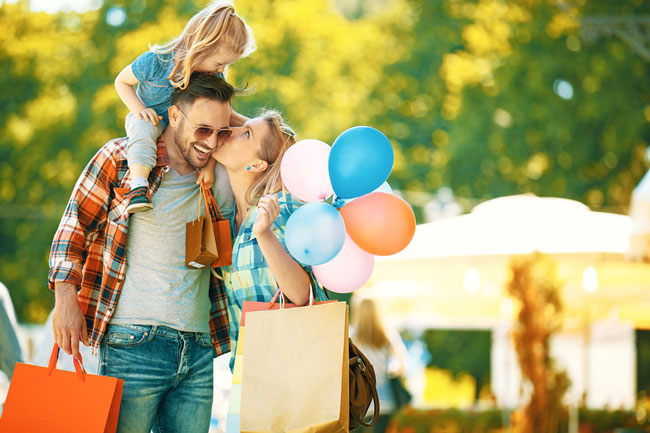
[106,325,148,347]
[198,333,214,349]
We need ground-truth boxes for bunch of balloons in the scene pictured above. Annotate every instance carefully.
[280,126,416,293]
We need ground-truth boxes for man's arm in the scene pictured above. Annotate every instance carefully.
[49,146,114,359]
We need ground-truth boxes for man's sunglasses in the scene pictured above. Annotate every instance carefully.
[178,110,232,143]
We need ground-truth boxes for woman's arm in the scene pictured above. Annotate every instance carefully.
[230,107,249,127]
[253,195,311,306]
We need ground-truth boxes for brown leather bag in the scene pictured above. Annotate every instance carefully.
[349,338,380,429]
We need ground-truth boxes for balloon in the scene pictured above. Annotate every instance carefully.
[280,139,333,202]
[334,181,393,208]
[285,202,346,265]
[340,192,416,256]
[313,235,374,293]
[328,126,394,199]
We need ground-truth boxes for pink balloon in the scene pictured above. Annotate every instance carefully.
[280,139,333,202]
[313,235,374,293]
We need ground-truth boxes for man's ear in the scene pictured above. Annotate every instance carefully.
[168,105,181,128]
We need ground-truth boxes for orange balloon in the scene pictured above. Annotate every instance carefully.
[340,192,416,256]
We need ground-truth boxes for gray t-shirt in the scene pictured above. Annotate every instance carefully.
[111,164,233,332]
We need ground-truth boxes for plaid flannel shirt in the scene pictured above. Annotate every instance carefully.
[48,136,231,356]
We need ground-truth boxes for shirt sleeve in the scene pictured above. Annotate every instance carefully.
[47,145,114,291]
[131,51,160,83]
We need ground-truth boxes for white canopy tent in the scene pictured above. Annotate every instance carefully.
[361,194,650,409]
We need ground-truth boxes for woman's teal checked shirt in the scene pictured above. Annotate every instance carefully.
[217,191,329,369]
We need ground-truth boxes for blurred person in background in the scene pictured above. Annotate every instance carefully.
[0,282,24,416]
[352,296,410,433]
[0,282,23,380]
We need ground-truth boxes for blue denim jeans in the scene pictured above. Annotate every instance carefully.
[99,324,215,433]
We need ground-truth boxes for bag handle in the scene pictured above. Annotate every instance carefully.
[201,180,225,220]
[48,344,86,383]
[268,286,315,310]
[349,352,380,427]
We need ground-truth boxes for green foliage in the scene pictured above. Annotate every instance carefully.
[389,408,649,433]
[637,330,650,396]
[421,329,491,400]
[1,0,649,322]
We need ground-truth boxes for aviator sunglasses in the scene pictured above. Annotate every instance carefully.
[178,109,232,143]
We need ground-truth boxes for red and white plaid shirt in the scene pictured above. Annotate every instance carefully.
[48,136,231,356]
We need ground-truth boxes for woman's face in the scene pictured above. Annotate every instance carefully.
[213,117,270,172]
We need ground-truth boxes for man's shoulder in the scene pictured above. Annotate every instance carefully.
[97,137,129,162]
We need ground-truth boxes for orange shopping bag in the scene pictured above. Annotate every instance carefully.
[0,344,124,433]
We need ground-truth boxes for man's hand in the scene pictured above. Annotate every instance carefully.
[52,283,89,360]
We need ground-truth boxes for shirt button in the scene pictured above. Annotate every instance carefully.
[246,236,250,240]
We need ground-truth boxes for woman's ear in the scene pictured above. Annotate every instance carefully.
[249,160,268,173]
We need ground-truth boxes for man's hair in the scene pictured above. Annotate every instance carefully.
[171,72,235,109]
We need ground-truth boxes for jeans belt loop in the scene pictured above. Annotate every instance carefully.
[147,326,158,341]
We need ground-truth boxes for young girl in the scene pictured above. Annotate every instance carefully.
[115,3,255,213]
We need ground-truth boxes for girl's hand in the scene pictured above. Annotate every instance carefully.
[198,165,215,188]
[252,195,280,237]
[137,108,163,126]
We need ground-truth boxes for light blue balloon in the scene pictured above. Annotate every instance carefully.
[329,126,394,199]
[285,202,346,266]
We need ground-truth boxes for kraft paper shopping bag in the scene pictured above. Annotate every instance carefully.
[186,185,219,269]
[240,301,349,433]
[0,344,124,433]
[202,184,232,268]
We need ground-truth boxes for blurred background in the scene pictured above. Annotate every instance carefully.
[1,0,650,432]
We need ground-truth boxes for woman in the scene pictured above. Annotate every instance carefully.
[210,110,329,368]
[352,297,409,433]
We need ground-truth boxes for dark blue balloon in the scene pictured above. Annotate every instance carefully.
[328,126,394,199]
[285,202,346,266]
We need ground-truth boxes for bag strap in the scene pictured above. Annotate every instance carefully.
[349,349,380,427]
[268,286,315,310]
[48,344,86,383]
[201,180,225,220]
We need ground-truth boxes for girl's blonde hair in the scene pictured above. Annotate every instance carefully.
[152,2,256,90]
[353,298,391,349]
[247,110,296,204]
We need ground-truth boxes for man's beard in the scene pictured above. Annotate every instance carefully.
[173,129,209,169]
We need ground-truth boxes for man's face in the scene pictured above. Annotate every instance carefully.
[171,98,230,169]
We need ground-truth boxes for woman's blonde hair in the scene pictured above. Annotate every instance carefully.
[353,298,391,349]
[152,2,256,90]
[247,110,296,204]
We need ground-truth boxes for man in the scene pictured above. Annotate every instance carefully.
[49,72,235,433]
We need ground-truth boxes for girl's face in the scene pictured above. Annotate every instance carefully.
[195,48,240,74]
[213,117,270,172]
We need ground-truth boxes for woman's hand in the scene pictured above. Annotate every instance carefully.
[252,194,280,237]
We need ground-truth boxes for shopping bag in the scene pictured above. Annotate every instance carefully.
[202,184,233,268]
[240,300,349,433]
[186,185,219,269]
[0,344,124,433]
[225,292,342,433]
